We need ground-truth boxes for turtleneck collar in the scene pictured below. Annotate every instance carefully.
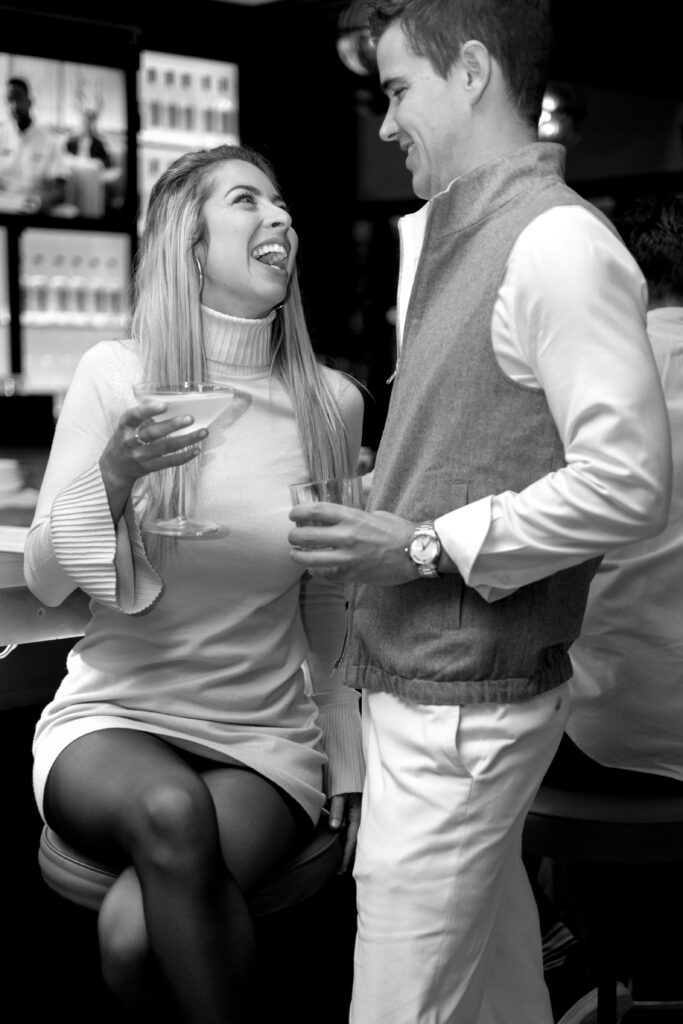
[201,304,275,379]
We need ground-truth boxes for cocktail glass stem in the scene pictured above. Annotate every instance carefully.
[176,463,189,528]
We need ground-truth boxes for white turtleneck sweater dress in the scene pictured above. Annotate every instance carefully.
[26,306,364,824]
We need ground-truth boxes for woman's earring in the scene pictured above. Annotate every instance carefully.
[195,256,204,294]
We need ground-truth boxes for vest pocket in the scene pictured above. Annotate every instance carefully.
[376,572,464,677]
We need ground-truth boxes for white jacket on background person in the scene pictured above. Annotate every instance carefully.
[567,304,683,780]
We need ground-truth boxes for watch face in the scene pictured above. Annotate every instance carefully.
[410,533,440,565]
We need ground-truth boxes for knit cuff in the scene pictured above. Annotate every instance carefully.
[313,689,364,798]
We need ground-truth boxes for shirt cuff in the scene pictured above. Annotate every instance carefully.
[435,496,520,602]
[435,495,493,585]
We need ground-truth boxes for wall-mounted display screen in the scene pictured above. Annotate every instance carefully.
[137,51,239,227]
[0,52,128,223]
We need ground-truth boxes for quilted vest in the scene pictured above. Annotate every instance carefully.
[339,143,605,705]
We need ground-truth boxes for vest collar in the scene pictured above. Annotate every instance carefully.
[429,142,567,238]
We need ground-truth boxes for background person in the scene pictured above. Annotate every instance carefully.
[65,106,112,167]
[0,76,68,212]
[24,143,364,1023]
[535,191,683,1022]
[288,2,672,1022]
[565,191,683,780]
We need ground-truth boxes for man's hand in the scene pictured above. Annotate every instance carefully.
[288,503,417,585]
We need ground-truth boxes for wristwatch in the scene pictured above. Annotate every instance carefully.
[406,521,442,578]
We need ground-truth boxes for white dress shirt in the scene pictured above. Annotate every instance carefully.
[396,201,672,601]
[566,306,683,779]
[0,118,68,195]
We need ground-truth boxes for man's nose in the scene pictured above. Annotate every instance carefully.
[379,109,397,142]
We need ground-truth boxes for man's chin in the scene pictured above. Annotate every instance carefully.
[411,174,431,200]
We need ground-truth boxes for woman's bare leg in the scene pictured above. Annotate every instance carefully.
[43,729,311,1024]
[97,867,177,1020]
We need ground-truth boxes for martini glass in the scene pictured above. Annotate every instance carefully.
[133,380,251,537]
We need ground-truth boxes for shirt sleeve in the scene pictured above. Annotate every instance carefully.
[23,342,163,612]
[435,205,673,601]
[299,573,364,798]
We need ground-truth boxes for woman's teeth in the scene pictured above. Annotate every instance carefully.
[252,243,288,269]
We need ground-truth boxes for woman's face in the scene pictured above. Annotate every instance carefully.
[199,159,297,318]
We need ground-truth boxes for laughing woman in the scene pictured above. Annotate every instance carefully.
[24,144,364,1023]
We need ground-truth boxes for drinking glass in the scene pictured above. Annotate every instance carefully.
[290,472,362,535]
[289,475,364,512]
[289,476,364,573]
[133,380,250,538]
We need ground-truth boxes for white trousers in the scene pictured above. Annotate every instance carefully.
[349,685,571,1024]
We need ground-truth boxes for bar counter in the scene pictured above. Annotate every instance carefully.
[0,448,88,709]
[0,547,89,645]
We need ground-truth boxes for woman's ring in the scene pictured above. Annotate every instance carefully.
[135,426,152,446]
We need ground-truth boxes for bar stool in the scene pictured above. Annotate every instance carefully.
[38,809,342,917]
[523,782,683,1023]
[37,810,353,1023]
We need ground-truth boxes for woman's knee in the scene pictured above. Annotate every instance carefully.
[128,775,218,873]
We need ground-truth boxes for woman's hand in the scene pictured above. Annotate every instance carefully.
[98,400,208,522]
[327,791,362,874]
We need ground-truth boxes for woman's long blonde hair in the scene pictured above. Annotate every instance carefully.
[131,144,353,552]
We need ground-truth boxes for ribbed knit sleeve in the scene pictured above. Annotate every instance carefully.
[50,463,162,613]
[24,340,163,613]
[299,573,364,798]
[313,689,365,798]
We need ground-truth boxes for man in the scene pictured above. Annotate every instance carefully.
[0,77,68,213]
[288,2,672,1022]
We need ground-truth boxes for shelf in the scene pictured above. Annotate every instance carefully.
[0,209,135,233]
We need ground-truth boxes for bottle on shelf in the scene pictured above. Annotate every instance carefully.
[48,254,71,325]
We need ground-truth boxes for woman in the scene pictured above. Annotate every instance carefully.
[24,144,364,1023]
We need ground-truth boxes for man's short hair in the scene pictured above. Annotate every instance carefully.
[367,0,552,129]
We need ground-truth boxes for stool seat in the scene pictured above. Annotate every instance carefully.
[524,781,683,1023]
[39,811,342,917]
[524,784,683,864]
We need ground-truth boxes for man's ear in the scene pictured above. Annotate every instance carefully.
[459,39,491,99]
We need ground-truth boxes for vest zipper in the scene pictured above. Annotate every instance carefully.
[387,217,406,384]
[332,605,351,671]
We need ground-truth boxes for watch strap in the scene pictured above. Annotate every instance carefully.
[416,561,441,579]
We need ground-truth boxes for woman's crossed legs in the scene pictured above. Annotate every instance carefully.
[43,728,313,1024]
